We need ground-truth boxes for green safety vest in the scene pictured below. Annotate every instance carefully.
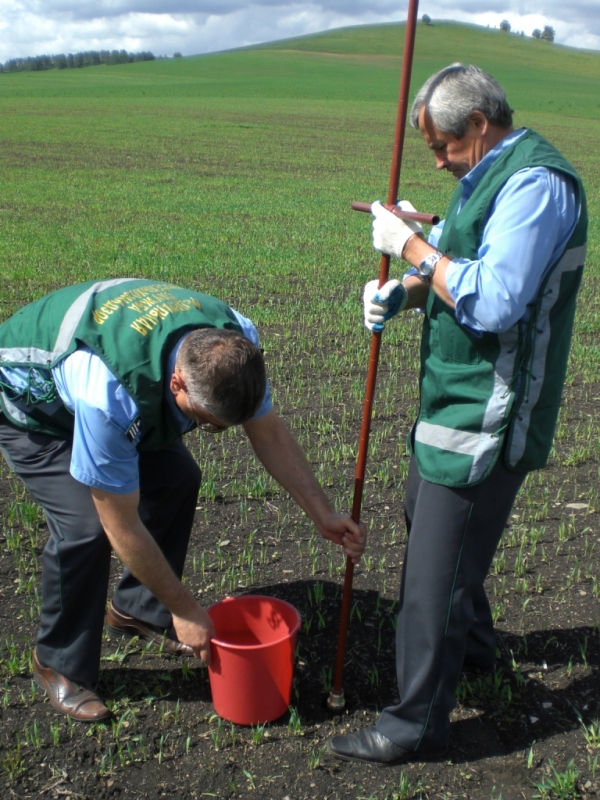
[0,279,242,450]
[413,129,587,487]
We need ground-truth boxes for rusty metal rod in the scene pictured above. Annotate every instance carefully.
[328,0,420,712]
[351,201,439,226]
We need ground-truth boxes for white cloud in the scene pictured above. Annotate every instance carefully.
[0,1,598,62]
[427,1,600,46]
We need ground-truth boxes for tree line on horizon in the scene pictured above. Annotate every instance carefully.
[421,15,555,42]
[500,20,555,42]
[0,50,156,74]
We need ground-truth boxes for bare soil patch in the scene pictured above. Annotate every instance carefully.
[0,378,598,800]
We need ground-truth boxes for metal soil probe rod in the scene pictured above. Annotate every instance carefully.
[328,0,420,711]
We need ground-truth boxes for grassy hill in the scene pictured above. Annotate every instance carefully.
[0,20,598,303]
[2,21,599,110]
[259,20,600,117]
[262,19,600,65]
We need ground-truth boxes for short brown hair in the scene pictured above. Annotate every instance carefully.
[177,328,266,425]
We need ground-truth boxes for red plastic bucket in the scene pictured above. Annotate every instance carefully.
[207,595,301,725]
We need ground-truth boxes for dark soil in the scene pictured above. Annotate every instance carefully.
[0,374,599,800]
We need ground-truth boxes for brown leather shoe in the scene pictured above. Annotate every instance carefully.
[33,651,112,722]
[106,601,194,656]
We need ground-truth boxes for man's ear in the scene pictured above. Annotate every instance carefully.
[170,368,186,397]
[469,110,488,133]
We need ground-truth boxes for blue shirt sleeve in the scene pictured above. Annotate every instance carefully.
[53,349,141,494]
[444,168,579,333]
[52,309,273,493]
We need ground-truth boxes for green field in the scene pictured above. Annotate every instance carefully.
[0,21,599,798]
[0,20,598,433]
[1,20,598,303]
[1,20,598,387]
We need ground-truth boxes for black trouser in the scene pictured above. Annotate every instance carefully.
[376,454,525,751]
[0,417,201,685]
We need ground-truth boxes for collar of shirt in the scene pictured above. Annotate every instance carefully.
[459,128,527,208]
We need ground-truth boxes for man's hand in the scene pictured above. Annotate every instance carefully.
[91,487,215,664]
[363,278,408,331]
[171,605,215,665]
[244,411,367,563]
[316,513,366,564]
[372,200,424,258]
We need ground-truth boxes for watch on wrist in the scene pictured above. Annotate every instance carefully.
[418,250,444,283]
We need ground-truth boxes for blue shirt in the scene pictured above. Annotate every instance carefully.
[1,308,272,493]
[428,129,579,334]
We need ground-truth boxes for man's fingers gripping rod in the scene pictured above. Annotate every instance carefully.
[351,201,440,226]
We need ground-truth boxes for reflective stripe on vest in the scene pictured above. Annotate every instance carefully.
[0,278,135,366]
[415,321,519,483]
[54,278,135,354]
[1,395,31,426]
[508,242,586,466]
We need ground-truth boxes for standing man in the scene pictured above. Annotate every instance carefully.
[0,278,365,722]
[328,64,586,764]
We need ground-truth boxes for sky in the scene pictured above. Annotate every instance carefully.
[0,1,598,64]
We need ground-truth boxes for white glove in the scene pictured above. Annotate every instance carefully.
[372,200,424,259]
[363,279,408,332]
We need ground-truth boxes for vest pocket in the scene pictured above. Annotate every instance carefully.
[433,307,483,364]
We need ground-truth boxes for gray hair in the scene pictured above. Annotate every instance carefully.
[410,64,513,137]
[176,328,266,426]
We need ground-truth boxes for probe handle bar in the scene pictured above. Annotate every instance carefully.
[352,201,439,226]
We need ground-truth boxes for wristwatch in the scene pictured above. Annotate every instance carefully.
[418,250,444,284]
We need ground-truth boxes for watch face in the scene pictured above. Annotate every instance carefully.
[420,253,438,276]
[419,252,443,277]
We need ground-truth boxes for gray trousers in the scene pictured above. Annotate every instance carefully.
[376,453,525,752]
[0,416,201,685]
